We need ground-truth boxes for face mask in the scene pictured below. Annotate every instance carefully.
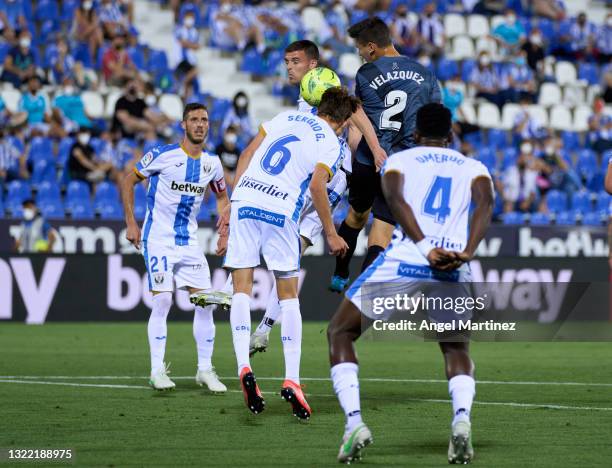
[480,56,490,66]
[19,38,31,49]
[184,17,195,27]
[516,57,526,66]
[83,0,93,9]
[23,208,35,221]
[235,96,248,108]
[530,34,542,46]
[224,133,238,145]
[419,57,431,67]
[78,133,90,145]
[520,143,533,154]
[145,95,157,106]
[545,145,555,156]
[63,85,75,96]
[506,15,516,24]
[322,49,333,61]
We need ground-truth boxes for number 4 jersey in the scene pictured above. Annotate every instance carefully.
[231,110,345,222]
[382,146,492,264]
[355,56,440,166]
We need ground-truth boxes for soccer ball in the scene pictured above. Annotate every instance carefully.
[300,67,341,107]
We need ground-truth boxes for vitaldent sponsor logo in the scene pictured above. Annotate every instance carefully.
[237,176,290,200]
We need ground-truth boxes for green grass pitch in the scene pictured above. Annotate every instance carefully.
[1,322,610,467]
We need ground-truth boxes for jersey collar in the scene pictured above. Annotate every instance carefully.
[180,143,203,159]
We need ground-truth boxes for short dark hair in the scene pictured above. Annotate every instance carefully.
[317,87,361,124]
[22,198,35,207]
[416,103,452,139]
[183,102,208,121]
[284,40,320,61]
[347,17,391,47]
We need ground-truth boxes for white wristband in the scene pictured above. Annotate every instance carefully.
[416,238,432,259]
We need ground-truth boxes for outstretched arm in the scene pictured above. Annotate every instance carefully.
[349,106,387,171]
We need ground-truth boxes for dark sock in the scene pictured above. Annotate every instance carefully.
[333,221,362,279]
[361,245,384,272]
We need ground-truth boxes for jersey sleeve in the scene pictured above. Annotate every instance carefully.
[260,111,291,135]
[209,157,227,193]
[315,138,342,180]
[472,161,492,182]
[134,147,166,179]
[430,76,442,103]
[381,153,404,175]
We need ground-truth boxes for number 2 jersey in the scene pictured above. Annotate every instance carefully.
[134,143,226,246]
[230,110,345,222]
[355,56,440,166]
[382,146,492,264]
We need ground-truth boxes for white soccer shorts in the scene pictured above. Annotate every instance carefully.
[224,201,301,276]
[143,241,212,292]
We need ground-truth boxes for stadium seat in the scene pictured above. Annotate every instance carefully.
[338,53,362,79]
[159,94,183,121]
[576,149,598,177]
[490,15,505,30]
[82,91,105,119]
[488,128,507,150]
[538,83,562,107]
[501,103,521,130]
[0,198,4,218]
[104,91,122,119]
[501,147,518,170]
[61,0,79,21]
[451,35,475,60]
[31,158,57,186]
[549,105,573,131]
[596,191,610,213]
[128,45,147,71]
[37,181,61,203]
[99,203,124,220]
[555,61,577,86]
[477,102,501,128]
[555,210,578,225]
[527,105,549,128]
[546,190,568,213]
[68,199,94,220]
[530,212,551,226]
[7,180,32,204]
[66,180,90,202]
[467,15,489,38]
[561,131,581,151]
[436,58,459,81]
[94,181,119,204]
[35,0,60,23]
[444,14,466,38]
[476,148,497,173]
[562,85,585,108]
[582,212,602,226]
[475,37,497,56]
[147,49,169,75]
[502,212,525,225]
[571,191,592,213]
[578,63,599,86]
[1,88,21,112]
[39,199,65,219]
[573,106,592,132]
[301,7,326,38]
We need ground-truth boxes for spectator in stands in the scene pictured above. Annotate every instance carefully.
[502,140,540,213]
[73,0,104,62]
[595,13,612,65]
[221,91,254,139]
[172,11,200,101]
[532,0,566,21]
[416,2,445,60]
[68,127,113,184]
[211,0,258,52]
[471,52,507,110]
[603,66,612,104]
[18,76,54,136]
[142,82,173,138]
[513,96,544,141]
[1,30,38,88]
[215,125,241,189]
[53,76,93,134]
[102,35,137,86]
[14,199,57,253]
[49,38,76,86]
[472,0,506,17]
[119,0,134,25]
[443,74,479,141]
[112,78,154,139]
[492,8,525,56]
[98,0,129,40]
[559,12,596,61]
[588,96,612,154]
[521,28,546,80]
[0,127,28,191]
[506,51,538,103]
[538,135,581,202]
[390,4,418,57]
[0,0,28,35]
[0,94,27,130]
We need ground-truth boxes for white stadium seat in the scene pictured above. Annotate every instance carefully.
[549,105,573,130]
[475,36,497,55]
[301,7,326,37]
[338,53,362,78]
[573,105,592,132]
[527,104,549,127]
[81,91,105,119]
[104,90,122,119]
[159,93,183,121]
[459,101,477,124]
[451,35,475,59]
[555,61,578,86]
[467,15,489,38]
[586,84,601,105]
[501,103,522,130]
[538,83,562,107]
[490,15,505,31]
[477,102,501,128]
[562,85,585,109]
[0,88,21,112]
[444,14,466,38]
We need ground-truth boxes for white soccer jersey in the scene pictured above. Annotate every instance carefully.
[134,143,226,246]
[231,110,343,222]
[383,146,492,263]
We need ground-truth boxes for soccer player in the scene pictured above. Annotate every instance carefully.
[121,102,229,393]
[223,87,357,417]
[330,17,442,293]
[327,103,494,463]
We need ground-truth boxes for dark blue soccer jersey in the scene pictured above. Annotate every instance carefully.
[354,55,441,165]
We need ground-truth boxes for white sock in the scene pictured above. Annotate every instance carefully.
[193,304,215,371]
[221,275,233,295]
[279,298,301,383]
[256,282,282,334]
[449,375,475,425]
[331,362,362,434]
[230,292,251,375]
[148,292,172,374]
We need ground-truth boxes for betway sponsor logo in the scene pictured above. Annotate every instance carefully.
[470,260,572,322]
[519,227,608,257]
[237,176,289,200]
[170,180,206,196]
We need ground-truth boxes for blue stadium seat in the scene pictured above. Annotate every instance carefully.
[600,149,612,172]
[66,180,90,201]
[148,49,169,75]
[28,136,54,162]
[35,0,60,23]
[436,58,459,81]
[99,202,124,220]
[7,180,32,204]
[73,42,93,68]
[546,190,568,213]
[596,191,610,213]
[0,197,4,218]
[561,131,581,151]
[0,43,11,64]
[502,212,525,225]
[555,210,578,225]
[128,45,147,71]
[39,198,64,219]
[240,49,265,75]
[68,199,94,220]
[488,129,507,150]
[94,181,119,211]
[461,59,476,82]
[61,0,79,21]
[571,191,592,213]
[57,137,75,167]
[501,148,518,170]
[578,63,599,86]
[575,149,597,176]
[582,211,602,226]
[37,181,61,203]
[537,18,556,44]
[31,158,57,186]
[476,148,497,173]
[530,212,551,226]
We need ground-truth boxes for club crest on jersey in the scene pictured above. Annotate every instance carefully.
[201,161,213,173]
[153,273,165,285]
[170,180,206,196]
[140,151,153,167]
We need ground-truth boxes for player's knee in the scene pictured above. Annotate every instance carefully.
[152,291,172,316]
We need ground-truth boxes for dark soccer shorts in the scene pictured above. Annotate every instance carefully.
[348,160,395,225]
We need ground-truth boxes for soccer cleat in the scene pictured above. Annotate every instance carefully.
[239,367,265,414]
[190,291,232,310]
[337,423,373,464]
[329,275,349,293]
[448,420,474,464]
[280,380,311,420]
[195,367,227,393]
[249,331,270,357]
[149,363,176,391]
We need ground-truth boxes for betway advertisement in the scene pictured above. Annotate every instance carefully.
[0,254,608,324]
[0,220,609,257]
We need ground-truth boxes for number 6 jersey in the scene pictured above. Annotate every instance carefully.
[231,110,345,223]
